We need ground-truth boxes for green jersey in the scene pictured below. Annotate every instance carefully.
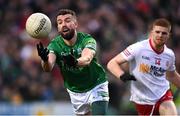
[48,32,107,93]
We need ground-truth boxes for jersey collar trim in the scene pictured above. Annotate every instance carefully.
[149,38,164,54]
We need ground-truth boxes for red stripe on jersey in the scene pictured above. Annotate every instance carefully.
[123,49,131,57]
[126,49,131,55]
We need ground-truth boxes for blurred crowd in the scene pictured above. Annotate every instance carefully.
[0,0,180,114]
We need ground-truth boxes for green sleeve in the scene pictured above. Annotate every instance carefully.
[47,41,58,55]
[83,36,97,51]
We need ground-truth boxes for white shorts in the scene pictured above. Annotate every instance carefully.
[67,81,109,115]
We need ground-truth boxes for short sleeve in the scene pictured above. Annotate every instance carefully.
[47,41,58,55]
[167,51,176,71]
[121,42,139,61]
[83,36,97,51]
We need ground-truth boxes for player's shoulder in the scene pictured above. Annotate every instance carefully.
[78,32,91,36]
[48,36,63,48]
[78,32,96,45]
[137,39,149,45]
[78,32,94,40]
[164,45,175,57]
[129,39,148,49]
[50,35,61,43]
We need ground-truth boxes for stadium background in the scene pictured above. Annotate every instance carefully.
[0,0,180,115]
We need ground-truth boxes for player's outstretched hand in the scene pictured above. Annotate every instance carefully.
[37,42,49,62]
[62,49,78,67]
[120,73,137,82]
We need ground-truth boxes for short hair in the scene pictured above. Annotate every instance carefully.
[57,9,76,19]
[150,18,171,31]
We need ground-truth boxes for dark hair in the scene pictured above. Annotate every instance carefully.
[57,9,76,18]
[149,18,171,31]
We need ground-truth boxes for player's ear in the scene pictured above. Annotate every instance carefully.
[74,20,78,28]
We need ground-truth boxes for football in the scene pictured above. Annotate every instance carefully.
[25,13,52,39]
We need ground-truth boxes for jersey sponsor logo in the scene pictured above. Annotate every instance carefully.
[61,52,69,56]
[60,48,82,56]
[150,65,166,76]
[139,63,166,77]
[142,56,150,60]
[123,49,131,57]
[139,63,150,73]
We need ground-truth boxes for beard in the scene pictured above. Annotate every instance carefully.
[155,37,166,46]
[59,28,75,40]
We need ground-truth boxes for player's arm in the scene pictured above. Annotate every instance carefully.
[77,48,95,66]
[166,70,180,88]
[107,53,127,79]
[37,42,56,72]
[41,52,56,72]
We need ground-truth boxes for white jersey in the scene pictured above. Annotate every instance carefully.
[121,39,176,105]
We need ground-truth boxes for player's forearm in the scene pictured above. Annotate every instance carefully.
[107,59,125,79]
[77,48,95,67]
[41,60,54,72]
[167,71,180,88]
[41,52,56,71]
[77,56,92,66]
[171,71,180,88]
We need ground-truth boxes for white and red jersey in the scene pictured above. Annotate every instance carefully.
[121,39,176,105]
